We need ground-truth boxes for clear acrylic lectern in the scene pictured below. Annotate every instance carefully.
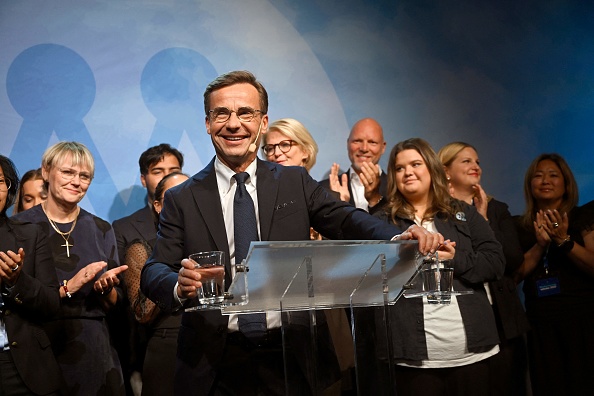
[218,239,420,396]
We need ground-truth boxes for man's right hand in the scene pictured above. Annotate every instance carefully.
[397,224,444,255]
[177,258,201,299]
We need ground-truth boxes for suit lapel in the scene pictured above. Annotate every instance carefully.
[133,206,157,241]
[256,159,278,241]
[191,159,229,255]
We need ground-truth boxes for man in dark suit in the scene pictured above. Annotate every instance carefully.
[140,71,441,395]
[319,118,388,213]
[112,143,183,394]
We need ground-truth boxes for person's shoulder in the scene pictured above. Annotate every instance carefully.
[113,206,150,226]
[11,204,43,223]
[80,208,113,231]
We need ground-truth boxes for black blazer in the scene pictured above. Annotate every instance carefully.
[486,199,530,340]
[319,169,388,210]
[113,205,157,265]
[0,218,63,395]
[141,158,402,393]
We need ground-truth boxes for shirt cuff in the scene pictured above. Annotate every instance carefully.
[173,281,186,306]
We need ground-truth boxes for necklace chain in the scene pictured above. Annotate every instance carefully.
[42,203,79,257]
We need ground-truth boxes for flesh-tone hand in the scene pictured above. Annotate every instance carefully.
[472,184,488,221]
[360,162,382,205]
[397,224,445,255]
[329,163,350,202]
[436,240,456,260]
[533,211,552,248]
[0,248,24,286]
[94,265,128,295]
[542,209,569,245]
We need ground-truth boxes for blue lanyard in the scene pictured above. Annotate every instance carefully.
[542,245,550,275]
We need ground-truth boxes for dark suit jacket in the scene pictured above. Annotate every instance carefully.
[0,218,63,395]
[486,199,530,340]
[141,158,402,394]
[319,169,388,212]
[113,205,157,265]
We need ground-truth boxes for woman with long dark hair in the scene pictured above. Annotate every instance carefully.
[514,153,594,396]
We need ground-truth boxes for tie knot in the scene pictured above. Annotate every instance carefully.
[233,172,250,185]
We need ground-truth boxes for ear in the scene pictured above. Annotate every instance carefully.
[140,174,147,188]
[153,199,162,215]
[41,166,50,182]
[205,116,212,135]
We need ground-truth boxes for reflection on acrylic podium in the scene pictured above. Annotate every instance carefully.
[186,240,425,395]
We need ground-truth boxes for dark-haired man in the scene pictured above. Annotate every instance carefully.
[113,143,183,263]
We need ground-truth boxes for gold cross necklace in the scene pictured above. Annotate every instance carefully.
[42,203,79,258]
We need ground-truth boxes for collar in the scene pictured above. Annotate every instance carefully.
[215,157,258,196]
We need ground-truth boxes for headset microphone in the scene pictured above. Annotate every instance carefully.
[248,120,263,153]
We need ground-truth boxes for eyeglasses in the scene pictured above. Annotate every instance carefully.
[0,177,11,192]
[262,140,296,156]
[208,107,263,123]
[57,168,93,184]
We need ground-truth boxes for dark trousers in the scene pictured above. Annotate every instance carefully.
[528,315,594,396]
[142,327,179,396]
[394,357,492,396]
[0,349,60,396]
[488,335,528,396]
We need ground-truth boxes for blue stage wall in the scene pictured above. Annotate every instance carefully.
[1,0,593,221]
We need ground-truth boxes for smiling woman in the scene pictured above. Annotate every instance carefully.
[439,141,529,395]
[12,142,128,396]
[262,118,318,171]
[373,138,504,396]
[514,153,594,396]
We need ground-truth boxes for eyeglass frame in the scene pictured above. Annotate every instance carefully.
[207,106,264,123]
[0,177,11,192]
[56,168,93,184]
[261,140,296,156]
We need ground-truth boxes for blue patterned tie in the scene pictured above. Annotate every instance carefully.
[233,172,267,340]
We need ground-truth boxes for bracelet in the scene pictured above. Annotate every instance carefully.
[61,280,72,298]
[557,235,574,253]
[369,195,383,207]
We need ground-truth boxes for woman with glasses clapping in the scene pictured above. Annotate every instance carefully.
[12,142,128,395]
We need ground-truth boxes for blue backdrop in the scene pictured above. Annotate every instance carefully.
[1,0,593,221]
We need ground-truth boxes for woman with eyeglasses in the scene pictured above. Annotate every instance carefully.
[514,153,594,396]
[12,142,128,395]
[0,155,63,395]
[261,118,318,171]
[13,168,47,214]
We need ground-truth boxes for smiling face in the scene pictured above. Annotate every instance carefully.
[43,154,92,208]
[445,146,482,190]
[205,83,268,172]
[264,129,308,167]
[531,159,565,208]
[394,149,432,205]
[20,178,48,211]
[347,118,386,173]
